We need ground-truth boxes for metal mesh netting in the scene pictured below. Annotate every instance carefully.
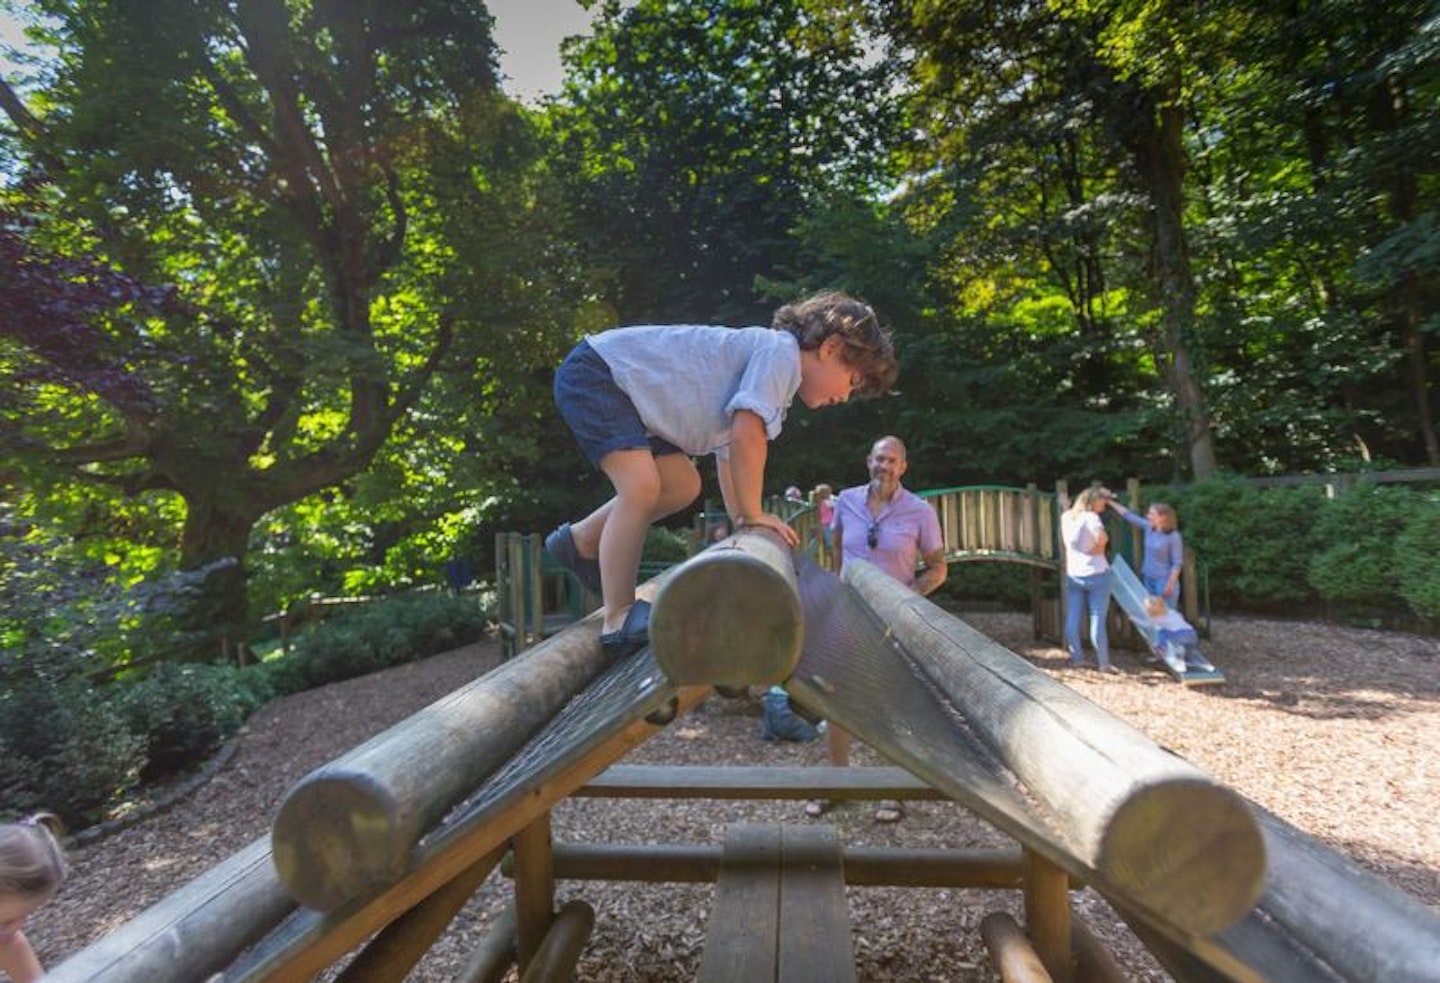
[432,649,676,842]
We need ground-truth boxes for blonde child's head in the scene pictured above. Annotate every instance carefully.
[0,814,68,940]
[1144,595,1168,619]
[813,483,833,501]
[0,814,67,900]
[772,291,897,397]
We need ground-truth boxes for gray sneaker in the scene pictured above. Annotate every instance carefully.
[544,523,603,593]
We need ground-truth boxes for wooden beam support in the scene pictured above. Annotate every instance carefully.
[513,841,1031,889]
[841,559,1265,936]
[334,850,498,983]
[650,527,803,686]
[512,815,555,973]
[456,904,517,983]
[1024,848,1073,983]
[271,612,615,912]
[982,911,1056,983]
[517,900,595,983]
[577,764,946,801]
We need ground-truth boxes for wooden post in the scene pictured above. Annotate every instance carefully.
[650,526,803,687]
[1054,480,1070,647]
[271,614,611,912]
[512,815,555,974]
[840,559,1266,935]
[1023,849,1073,983]
[982,910,1056,983]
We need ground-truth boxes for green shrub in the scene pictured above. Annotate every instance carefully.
[1395,493,1440,621]
[1307,483,1415,609]
[118,662,274,780]
[0,678,144,827]
[1170,477,1326,607]
[264,590,488,693]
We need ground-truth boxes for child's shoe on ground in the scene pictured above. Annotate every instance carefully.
[545,523,603,593]
[600,599,650,664]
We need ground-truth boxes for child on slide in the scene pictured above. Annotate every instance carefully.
[1144,595,1216,675]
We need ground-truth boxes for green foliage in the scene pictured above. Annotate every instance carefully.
[263,591,490,695]
[117,662,273,779]
[643,525,693,564]
[1307,484,1417,609]
[1393,494,1440,621]
[1167,477,1326,606]
[0,678,145,827]
[935,563,1035,608]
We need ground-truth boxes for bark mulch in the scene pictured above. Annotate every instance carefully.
[28,612,1439,981]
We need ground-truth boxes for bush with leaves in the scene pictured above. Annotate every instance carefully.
[1307,483,1417,612]
[264,590,489,695]
[1394,493,1440,622]
[117,662,274,780]
[1166,477,1327,609]
[0,677,144,828]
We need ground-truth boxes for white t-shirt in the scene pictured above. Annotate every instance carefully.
[588,325,801,458]
[1061,509,1109,576]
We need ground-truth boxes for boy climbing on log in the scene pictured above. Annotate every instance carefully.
[545,292,898,663]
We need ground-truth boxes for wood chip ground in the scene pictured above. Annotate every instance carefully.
[28,612,1439,981]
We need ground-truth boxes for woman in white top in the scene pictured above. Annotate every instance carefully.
[1060,486,1117,672]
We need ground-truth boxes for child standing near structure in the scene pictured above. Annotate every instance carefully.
[0,814,69,983]
[546,292,898,663]
[1145,595,1217,676]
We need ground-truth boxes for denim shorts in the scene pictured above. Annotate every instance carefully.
[554,340,683,468]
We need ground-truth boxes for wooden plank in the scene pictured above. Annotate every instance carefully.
[778,825,856,983]
[578,764,945,801]
[698,824,782,983]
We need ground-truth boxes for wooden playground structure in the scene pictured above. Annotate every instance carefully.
[44,489,1440,982]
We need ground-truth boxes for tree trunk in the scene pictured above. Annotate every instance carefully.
[1121,80,1219,479]
[178,498,259,662]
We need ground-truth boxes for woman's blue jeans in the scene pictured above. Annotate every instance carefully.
[1065,571,1112,667]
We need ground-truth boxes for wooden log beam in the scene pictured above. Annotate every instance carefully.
[271,611,615,912]
[517,900,595,983]
[233,686,710,983]
[650,528,803,686]
[841,560,1265,936]
[982,912,1057,983]
[456,904,517,983]
[41,838,295,983]
[512,841,1031,888]
[576,764,947,801]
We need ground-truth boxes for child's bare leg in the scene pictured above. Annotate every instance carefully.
[570,456,699,564]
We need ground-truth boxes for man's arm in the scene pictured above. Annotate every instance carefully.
[914,548,948,596]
